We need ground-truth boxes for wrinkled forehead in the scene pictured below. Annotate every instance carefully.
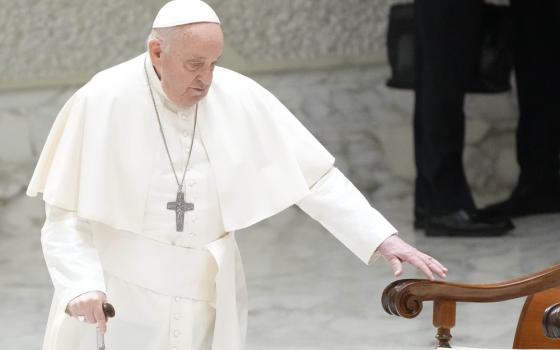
[169,22,224,56]
[176,22,223,41]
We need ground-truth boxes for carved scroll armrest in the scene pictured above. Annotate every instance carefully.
[381,264,560,348]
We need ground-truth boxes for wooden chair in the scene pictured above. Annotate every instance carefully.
[382,264,560,349]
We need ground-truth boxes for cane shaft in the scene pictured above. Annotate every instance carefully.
[97,302,115,350]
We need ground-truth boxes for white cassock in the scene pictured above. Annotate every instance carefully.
[27,52,398,350]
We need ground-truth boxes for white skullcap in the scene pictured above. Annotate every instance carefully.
[152,0,220,28]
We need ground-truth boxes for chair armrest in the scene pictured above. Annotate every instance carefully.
[381,264,560,348]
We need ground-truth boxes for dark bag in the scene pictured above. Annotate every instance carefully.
[386,3,513,93]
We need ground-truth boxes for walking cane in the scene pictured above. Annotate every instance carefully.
[97,303,115,350]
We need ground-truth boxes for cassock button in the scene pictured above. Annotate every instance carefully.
[174,296,181,302]
[174,313,181,320]
[172,347,178,350]
[174,329,181,337]
[182,130,188,138]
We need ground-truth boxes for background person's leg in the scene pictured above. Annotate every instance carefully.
[482,0,560,218]
[414,0,512,236]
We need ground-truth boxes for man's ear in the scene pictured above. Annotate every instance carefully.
[148,39,163,63]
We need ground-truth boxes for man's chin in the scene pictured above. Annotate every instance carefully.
[191,92,208,104]
[177,95,205,108]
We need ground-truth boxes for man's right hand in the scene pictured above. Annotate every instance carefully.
[66,291,108,334]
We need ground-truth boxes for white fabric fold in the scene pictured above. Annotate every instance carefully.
[206,233,247,350]
[91,224,218,302]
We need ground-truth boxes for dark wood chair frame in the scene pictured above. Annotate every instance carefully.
[382,264,560,348]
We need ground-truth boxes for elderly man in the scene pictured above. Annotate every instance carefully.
[27,1,447,349]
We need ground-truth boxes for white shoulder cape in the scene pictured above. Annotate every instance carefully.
[27,53,335,232]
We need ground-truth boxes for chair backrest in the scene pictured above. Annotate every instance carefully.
[382,265,560,348]
[514,287,560,349]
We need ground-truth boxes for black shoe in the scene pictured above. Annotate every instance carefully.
[425,210,514,237]
[414,207,514,230]
[479,185,560,219]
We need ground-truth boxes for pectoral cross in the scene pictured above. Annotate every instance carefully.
[167,191,194,232]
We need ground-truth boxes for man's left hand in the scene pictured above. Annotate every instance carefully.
[376,235,448,280]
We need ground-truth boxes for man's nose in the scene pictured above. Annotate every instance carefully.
[197,67,213,86]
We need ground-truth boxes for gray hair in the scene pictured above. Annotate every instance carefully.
[146,27,188,52]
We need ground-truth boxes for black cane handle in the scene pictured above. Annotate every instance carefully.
[102,302,116,320]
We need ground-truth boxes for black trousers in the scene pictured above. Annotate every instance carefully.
[414,0,560,216]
